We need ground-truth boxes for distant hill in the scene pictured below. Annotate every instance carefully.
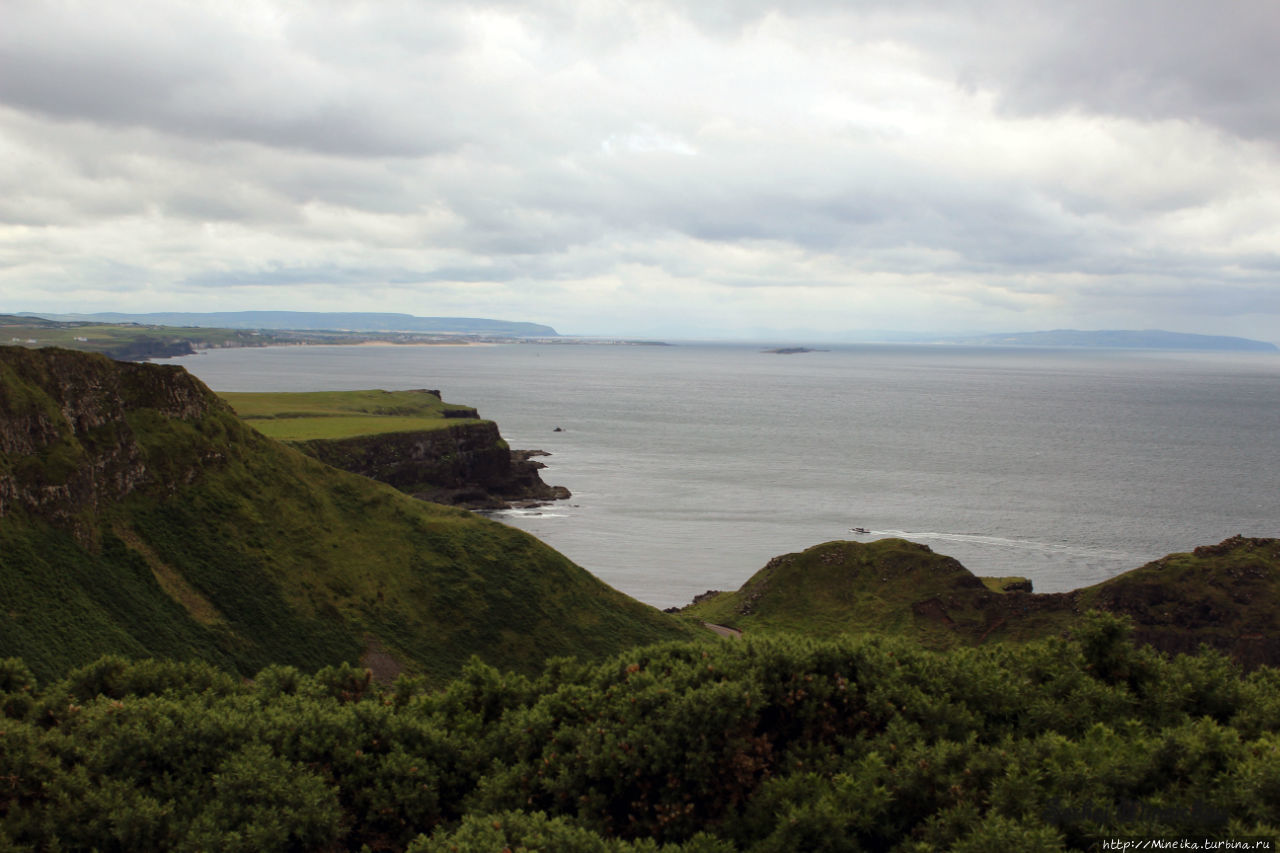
[0,346,688,682]
[23,311,559,337]
[0,314,57,327]
[2,314,274,359]
[940,329,1277,351]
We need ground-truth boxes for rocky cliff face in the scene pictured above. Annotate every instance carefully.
[294,421,570,509]
[0,346,228,535]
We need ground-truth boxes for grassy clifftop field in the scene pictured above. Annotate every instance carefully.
[220,389,485,441]
[683,537,1280,666]
[220,389,570,508]
[0,346,694,682]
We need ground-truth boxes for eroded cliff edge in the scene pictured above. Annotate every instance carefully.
[221,389,570,509]
[0,345,225,537]
[294,419,571,509]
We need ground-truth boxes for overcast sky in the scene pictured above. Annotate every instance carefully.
[3,0,1279,340]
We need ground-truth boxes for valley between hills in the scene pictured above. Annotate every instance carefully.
[3,344,1280,849]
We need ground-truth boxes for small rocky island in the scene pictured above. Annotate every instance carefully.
[221,388,570,509]
[761,347,827,354]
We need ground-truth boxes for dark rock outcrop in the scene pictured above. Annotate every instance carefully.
[0,346,226,536]
[102,339,197,361]
[293,423,570,510]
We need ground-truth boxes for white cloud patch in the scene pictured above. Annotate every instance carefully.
[1,0,1278,340]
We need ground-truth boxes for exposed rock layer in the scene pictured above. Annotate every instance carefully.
[0,346,223,534]
[292,422,570,509]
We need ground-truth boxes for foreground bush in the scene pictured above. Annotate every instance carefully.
[2,617,1278,850]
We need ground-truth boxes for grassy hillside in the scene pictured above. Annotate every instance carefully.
[1074,536,1280,666]
[0,347,694,682]
[683,539,1070,649]
[683,536,1280,665]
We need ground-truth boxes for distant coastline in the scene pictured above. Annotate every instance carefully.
[924,328,1278,352]
[22,310,561,338]
[8,312,1276,358]
[1,313,669,361]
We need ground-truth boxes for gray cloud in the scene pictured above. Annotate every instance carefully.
[0,1,471,156]
[981,0,1280,143]
[1,0,1278,339]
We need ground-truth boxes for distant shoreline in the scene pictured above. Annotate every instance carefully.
[349,339,495,347]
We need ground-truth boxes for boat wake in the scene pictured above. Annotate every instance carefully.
[490,508,570,520]
[850,528,1128,560]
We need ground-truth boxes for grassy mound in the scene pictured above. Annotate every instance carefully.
[683,536,1280,665]
[682,539,1067,648]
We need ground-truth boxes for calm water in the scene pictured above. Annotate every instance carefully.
[170,343,1280,609]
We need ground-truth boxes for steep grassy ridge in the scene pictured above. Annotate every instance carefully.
[0,347,693,682]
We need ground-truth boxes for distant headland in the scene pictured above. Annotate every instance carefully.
[20,310,559,337]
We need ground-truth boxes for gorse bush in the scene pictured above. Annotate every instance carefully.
[1,617,1278,851]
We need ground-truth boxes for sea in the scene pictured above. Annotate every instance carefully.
[169,342,1280,610]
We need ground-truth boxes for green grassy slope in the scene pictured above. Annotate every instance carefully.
[683,539,1067,648]
[683,536,1280,664]
[1074,536,1280,666]
[0,347,694,682]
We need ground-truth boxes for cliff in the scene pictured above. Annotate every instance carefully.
[0,347,690,682]
[221,389,570,508]
[296,421,570,507]
[0,346,220,536]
